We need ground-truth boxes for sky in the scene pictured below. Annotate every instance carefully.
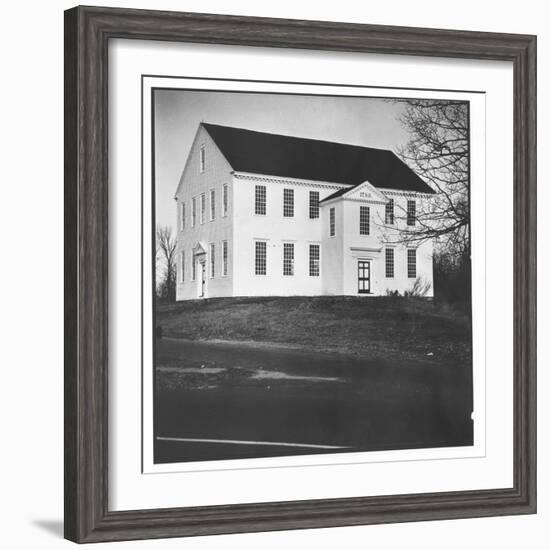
[153,90,411,234]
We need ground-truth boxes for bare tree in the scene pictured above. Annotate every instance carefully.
[389,99,470,260]
[156,225,177,302]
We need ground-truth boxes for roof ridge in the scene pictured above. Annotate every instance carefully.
[201,122,392,153]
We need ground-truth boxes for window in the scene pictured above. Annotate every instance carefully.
[407,200,416,226]
[180,251,185,282]
[210,189,216,221]
[309,191,319,219]
[192,254,196,280]
[385,199,394,225]
[283,188,294,217]
[255,185,266,215]
[329,207,335,237]
[223,184,228,217]
[180,202,186,230]
[283,243,294,276]
[385,248,394,278]
[222,240,228,276]
[191,197,196,227]
[359,206,370,235]
[255,241,267,275]
[309,244,320,277]
[407,249,417,278]
[210,243,215,278]
[200,193,206,224]
[199,146,205,173]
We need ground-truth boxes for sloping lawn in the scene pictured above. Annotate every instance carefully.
[155,296,471,366]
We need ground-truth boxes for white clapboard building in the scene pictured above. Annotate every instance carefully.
[174,123,435,300]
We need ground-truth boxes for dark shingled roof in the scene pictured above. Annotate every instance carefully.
[202,123,434,195]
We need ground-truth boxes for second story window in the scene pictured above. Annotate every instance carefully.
[385,199,394,224]
[223,184,228,217]
[199,145,205,173]
[255,185,266,215]
[200,193,206,224]
[210,189,216,221]
[283,243,294,276]
[407,200,416,226]
[329,207,335,237]
[283,188,294,217]
[191,197,196,227]
[180,202,186,230]
[309,191,319,219]
[360,206,370,235]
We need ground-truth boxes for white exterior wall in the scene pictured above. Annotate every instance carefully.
[231,174,345,297]
[320,200,344,294]
[174,126,234,300]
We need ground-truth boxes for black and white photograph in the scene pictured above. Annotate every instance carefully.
[151,87,474,465]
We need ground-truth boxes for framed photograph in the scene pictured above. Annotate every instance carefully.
[64,6,537,543]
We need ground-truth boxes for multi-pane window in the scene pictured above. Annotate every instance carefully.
[255,185,266,215]
[255,241,267,275]
[309,244,320,277]
[385,199,394,225]
[192,254,196,280]
[199,146,205,173]
[180,251,185,282]
[359,206,370,235]
[223,184,228,217]
[407,200,416,226]
[407,249,417,278]
[210,189,216,221]
[222,240,228,276]
[385,248,394,278]
[200,193,206,224]
[283,188,294,217]
[329,207,335,237]
[283,243,294,276]
[180,202,186,230]
[309,191,320,219]
[209,243,215,278]
[191,197,196,227]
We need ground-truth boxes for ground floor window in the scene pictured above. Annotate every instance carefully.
[309,244,320,276]
[222,240,228,276]
[385,248,394,278]
[283,243,294,276]
[210,243,215,278]
[192,254,196,280]
[180,251,185,282]
[255,241,267,275]
[407,248,417,278]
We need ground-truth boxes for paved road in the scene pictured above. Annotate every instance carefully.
[153,338,473,464]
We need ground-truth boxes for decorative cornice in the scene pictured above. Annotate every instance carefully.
[232,171,350,191]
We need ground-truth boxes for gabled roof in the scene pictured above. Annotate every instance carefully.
[202,123,434,195]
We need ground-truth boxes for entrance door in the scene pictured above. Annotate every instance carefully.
[357,260,371,294]
[200,262,206,298]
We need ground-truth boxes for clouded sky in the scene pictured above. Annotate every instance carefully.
[154,90,410,233]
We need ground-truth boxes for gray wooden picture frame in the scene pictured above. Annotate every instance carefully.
[64,5,537,543]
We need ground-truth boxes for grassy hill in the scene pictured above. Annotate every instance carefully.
[156,296,471,366]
